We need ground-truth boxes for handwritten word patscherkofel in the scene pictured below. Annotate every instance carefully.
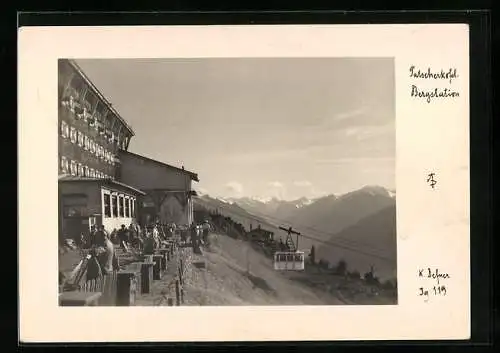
[410,66,458,84]
[409,66,460,103]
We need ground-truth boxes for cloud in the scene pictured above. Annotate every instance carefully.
[335,107,367,121]
[293,180,312,187]
[225,181,244,196]
[267,181,286,199]
[268,181,284,188]
[315,156,395,166]
[195,187,209,195]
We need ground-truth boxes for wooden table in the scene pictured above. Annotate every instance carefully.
[59,291,102,306]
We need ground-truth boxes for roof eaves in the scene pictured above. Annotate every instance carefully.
[119,150,200,181]
[67,59,135,136]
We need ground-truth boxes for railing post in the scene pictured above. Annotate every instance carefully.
[175,280,180,306]
[116,271,137,306]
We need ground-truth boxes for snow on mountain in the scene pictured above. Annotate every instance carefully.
[217,197,234,205]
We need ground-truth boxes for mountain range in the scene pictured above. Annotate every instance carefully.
[194,185,397,281]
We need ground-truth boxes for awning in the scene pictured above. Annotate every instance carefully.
[58,175,146,196]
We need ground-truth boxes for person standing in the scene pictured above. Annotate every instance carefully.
[152,224,161,249]
[117,225,128,248]
[143,228,155,255]
[190,223,198,249]
[92,225,115,274]
[202,220,211,245]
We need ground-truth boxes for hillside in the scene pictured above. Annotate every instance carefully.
[194,186,397,283]
[182,232,396,305]
[229,186,395,261]
[316,205,397,282]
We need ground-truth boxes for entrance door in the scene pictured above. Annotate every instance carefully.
[62,217,87,243]
[61,194,88,244]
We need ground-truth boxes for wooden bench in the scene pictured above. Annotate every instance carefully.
[59,291,102,306]
[192,260,206,269]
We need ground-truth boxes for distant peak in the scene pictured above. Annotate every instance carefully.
[356,185,394,197]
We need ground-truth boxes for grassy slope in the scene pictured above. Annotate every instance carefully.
[183,233,396,306]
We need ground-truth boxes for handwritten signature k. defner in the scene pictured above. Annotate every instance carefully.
[418,267,450,285]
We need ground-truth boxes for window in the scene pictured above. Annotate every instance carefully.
[68,95,76,113]
[60,156,68,174]
[90,168,95,178]
[103,193,111,217]
[131,198,135,218]
[77,131,84,147]
[60,121,69,138]
[84,135,89,150]
[70,160,77,176]
[111,194,118,217]
[70,127,77,144]
[90,140,96,154]
[62,194,87,217]
[78,163,83,176]
[84,166,89,177]
[124,197,130,218]
[118,195,125,217]
[64,158,69,173]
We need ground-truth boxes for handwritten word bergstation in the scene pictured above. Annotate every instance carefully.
[409,66,460,104]
[417,267,450,303]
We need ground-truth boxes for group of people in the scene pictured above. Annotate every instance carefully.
[77,219,213,273]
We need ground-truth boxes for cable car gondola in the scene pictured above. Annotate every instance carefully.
[273,251,305,271]
[273,226,305,271]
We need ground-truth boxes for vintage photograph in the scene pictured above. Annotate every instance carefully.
[58,57,397,307]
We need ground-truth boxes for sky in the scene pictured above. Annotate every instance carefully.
[76,58,395,201]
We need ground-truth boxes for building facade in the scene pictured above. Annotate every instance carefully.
[58,59,144,240]
[118,150,199,227]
